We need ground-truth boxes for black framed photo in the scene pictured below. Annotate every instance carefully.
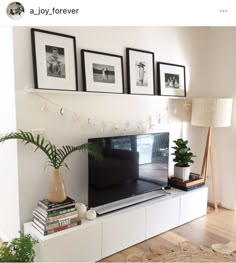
[31,28,78,91]
[127,48,155,95]
[157,62,186,97]
[81,49,124,94]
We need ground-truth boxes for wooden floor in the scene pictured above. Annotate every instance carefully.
[101,207,236,262]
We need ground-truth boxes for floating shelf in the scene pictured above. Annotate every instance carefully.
[25,88,190,100]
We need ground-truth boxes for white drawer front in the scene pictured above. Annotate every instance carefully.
[42,223,102,262]
[180,187,208,224]
[102,207,146,258]
[146,197,180,239]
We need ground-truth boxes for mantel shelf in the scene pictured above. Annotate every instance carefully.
[25,88,190,100]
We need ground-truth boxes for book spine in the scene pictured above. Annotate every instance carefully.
[46,221,81,235]
[35,206,76,217]
[33,209,79,222]
[47,210,79,221]
[38,198,75,210]
[32,221,81,236]
[33,215,80,230]
[48,207,76,217]
[38,202,75,212]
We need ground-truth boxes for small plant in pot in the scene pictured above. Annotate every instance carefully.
[0,130,102,203]
[0,232,38,262]
[171,138,196,182]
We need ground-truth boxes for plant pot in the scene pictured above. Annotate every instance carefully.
[174,165,190,182]
[47,168,67,203]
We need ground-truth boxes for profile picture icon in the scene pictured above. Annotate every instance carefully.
[6,2,25,20]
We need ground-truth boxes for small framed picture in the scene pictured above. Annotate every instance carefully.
[81,49,124,94]
[31,28,78,91]
[157,62,186,97]
[127,48,155,95]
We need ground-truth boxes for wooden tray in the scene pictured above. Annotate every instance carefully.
[169,174,205,191]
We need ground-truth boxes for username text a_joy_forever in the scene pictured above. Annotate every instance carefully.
[30,7,79,15]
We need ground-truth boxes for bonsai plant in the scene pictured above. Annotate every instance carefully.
[171,138,196,181]
[0,130,102,203]
[0,232,38,262]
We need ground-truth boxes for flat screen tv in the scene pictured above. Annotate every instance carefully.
[88,132,169,213]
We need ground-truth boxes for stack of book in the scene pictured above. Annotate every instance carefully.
[32,196,81,236]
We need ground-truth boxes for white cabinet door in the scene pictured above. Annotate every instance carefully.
[102,207,146,258]
[41,223,102,262]
[180,187,208,225]
[146,197,180,239]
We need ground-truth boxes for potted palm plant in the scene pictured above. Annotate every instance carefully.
[0,130,101,203]
[171,138,196,182]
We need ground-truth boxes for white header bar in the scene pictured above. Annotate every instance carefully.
[0,0,236,26]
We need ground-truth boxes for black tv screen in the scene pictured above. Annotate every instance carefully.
[88,132,169,209]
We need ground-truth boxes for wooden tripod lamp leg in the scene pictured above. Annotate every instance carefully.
[209,128,218,210]
[201,128,211,183]
[201,127,218,210]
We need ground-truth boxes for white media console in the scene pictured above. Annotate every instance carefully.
[24,186,208,262]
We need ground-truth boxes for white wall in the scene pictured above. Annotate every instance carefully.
[12,26,197,229]
[0,27,20,240]
[189,27,236,209]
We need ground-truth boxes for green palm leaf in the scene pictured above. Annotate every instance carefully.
[0,130,102,169]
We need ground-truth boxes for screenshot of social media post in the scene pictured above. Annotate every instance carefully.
[1,1,236,263]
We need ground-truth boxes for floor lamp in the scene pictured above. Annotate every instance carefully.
[191,98,233,210]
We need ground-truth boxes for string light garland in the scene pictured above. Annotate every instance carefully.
[28,90,191,134]
[148,116,155,131]
[60,108,65,116]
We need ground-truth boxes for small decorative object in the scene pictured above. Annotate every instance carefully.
[127,48,155,95]
[189,172,200,181]
[157,62,186,97]
[0,232,38,262]
[171,138,196,182]
[31,28,78,91]
[0,130,102,203]
[47,169,66,203]
[81,49,124,94]
[86,209,97,220]
[76,203,87,218]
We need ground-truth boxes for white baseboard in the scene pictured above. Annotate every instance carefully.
[219,202,235,211]
[208,199,235,211]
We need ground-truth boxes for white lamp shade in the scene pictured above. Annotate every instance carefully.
[191,98,233,127]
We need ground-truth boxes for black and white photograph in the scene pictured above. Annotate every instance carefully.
[46,45,66,78]
[92,63,115,84]
[165,73,179,89]
[81,49,124,93]
[127,48,155,95]
[136,61,148,86]
[31,28,78,91]
[158,62,186,97]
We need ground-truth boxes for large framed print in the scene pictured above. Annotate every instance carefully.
[127,48,155,95]
[31,28,78,91]
[157,62,186,97]
[81,49,124,94]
